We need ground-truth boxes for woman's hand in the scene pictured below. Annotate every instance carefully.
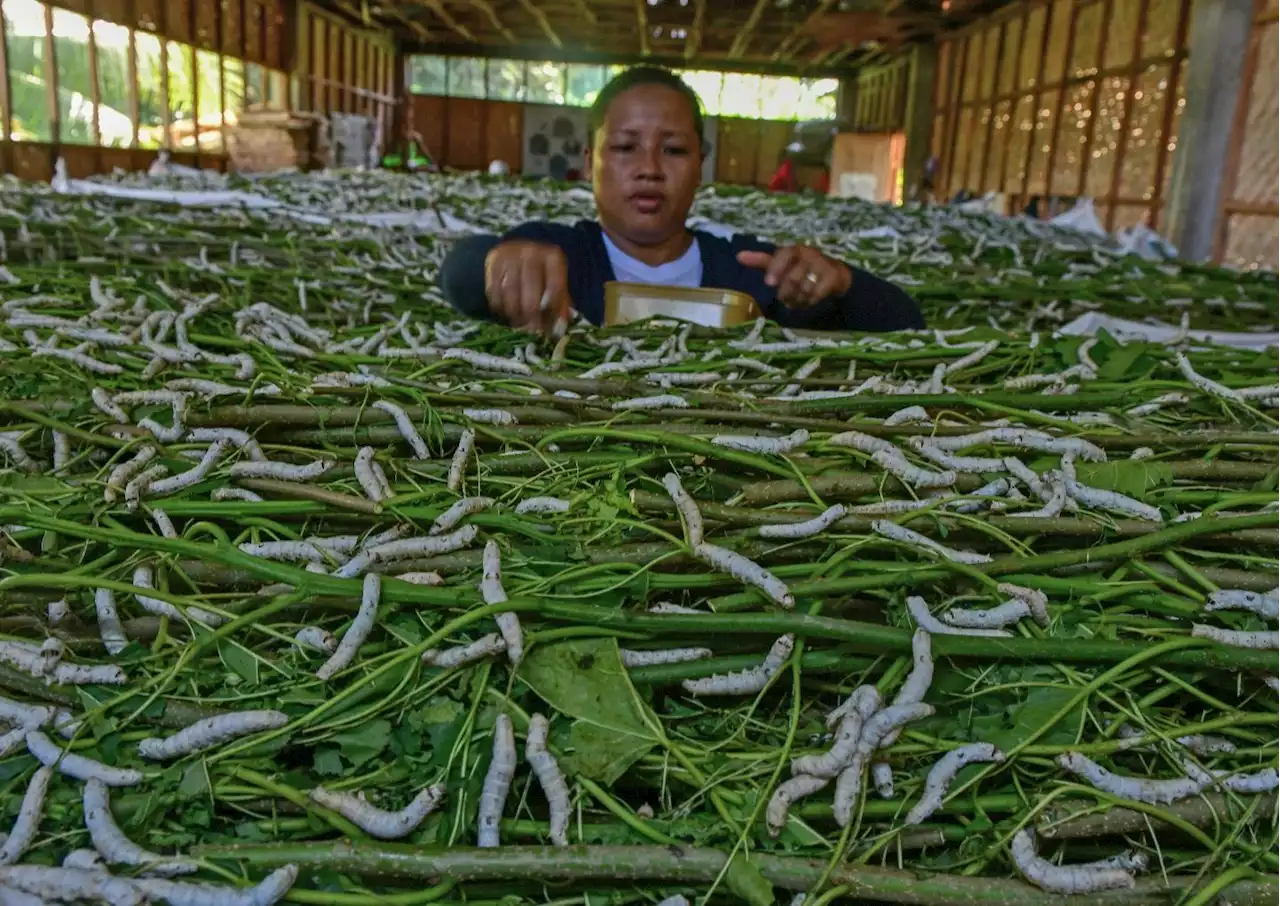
[737,247,853,308]
[484,240,571,333]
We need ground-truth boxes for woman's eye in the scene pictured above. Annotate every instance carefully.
[664,147,689,156]
[610,143,636,153]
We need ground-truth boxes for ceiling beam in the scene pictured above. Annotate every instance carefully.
[416,0,476,42]
[684,0,706,60]
[772,0,837,62]
[569,0,599,28]
[635,0,650,56]
[727,0,770,59]
[514,0,563,47]
[466,0,515,42]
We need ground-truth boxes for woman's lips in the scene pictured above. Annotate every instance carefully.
[628,192,664,214]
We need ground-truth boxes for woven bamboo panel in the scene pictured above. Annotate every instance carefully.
[1104,0,1140,70]
[1006,94,1035,189]
[1025,93,1054,194]
[135,0,162,32]
[221,0,243,57]
[935,40,955,111]
[195,0,216,49]
[967,106,991,190]
[245,0,264,63]
[988,100,1013,190]
[1159,71,1186,201]
[1070,1,1103,77]
[1233,22,1278,204]
[164,0,189,42]
[1224,214,1280,269]
[980,24,1001,100]
[1141,0,1182,60]
[952,107,974,191]
[1051,80,1095,194]
[1085,75,1129,197]
[1112,204,1151,228]
[1042,0,1074,85]
[998,14,1023,95]
[931,113,945,164]
[1117,64,1171,199]
[1020,5,1047,89]
[962,33,982,102]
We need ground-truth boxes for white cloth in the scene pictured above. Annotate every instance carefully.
[602,231,703,288]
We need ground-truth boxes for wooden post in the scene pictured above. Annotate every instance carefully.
[901,43,937,202]
[44,4,59,146]
[1150,0,1194,229]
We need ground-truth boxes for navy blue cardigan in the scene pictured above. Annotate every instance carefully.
[439,220,925,332]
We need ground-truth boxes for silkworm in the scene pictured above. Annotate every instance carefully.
[316,573,382,681]
[873,520,992,565]
[791,709,865,778]
[430,497,494,535]
[1174,352,1243,402]
[871,449,958,489]
[123,463,168,511]
[134,565,223,626]
[931,428,1106,463]
[903,743,1005,825]
[649,602,706,615]
[711,429,810,454]
[146,507,177,539]
[422,633,506,668]
[0,766,52,865]
[463,408,519,425]
[883,405,931,427]
[138,711,289,761]
[943,339,998,375]
[239,541,328,563]
[908,440,1006,474]
[682,634,793,695]
[0,866,146,905]
[765,774,828,837]
[1056,751,1208,804]
[294,627,337,654]
[309,784,445,839]
[167,378,280,399]
[332,525,480,579]
[943,599,1038,629]
[93,588,128,655]
[371,400,430,459]
[1190,625,1278,648]
[693,543,794,608]
[1220,766,1279,793]
[443,348,532,376]
[827,429,898,456]
[35,346,123,374]
[61,849,105,871]
[311,371,392,390]
[0,641,126,686]
[880,629,934,747]
[188,427,266,461]
[92,387,130,422]
[1205,589,1279,620]
[514,496,571,515]
[25,731,142,786]
[725,356,783,374]
[0,433,39,474]
[525,713,571,845]
[826,684,882,730]
[759,504,847,539]
[1126,392,1190,417]
[1065,480,1162,522]
[661,472,705,546]
[655,896,691,906]
[447,428,475,492]
[479,541,524,665]
[1011,828,1135,894]
[478,714,516,847]
[354,446,392,502]
[103,446,157,504]
[620,647,713,667]
[1176,735,1238,756]
[228,460,330,481]
[1009,473,1067,518]
[997,583,1050,626]
[612,394,689,411]
[83,778,197,875]
[907,595,1012,637]
[871,762,895,799]
[647,371,721,386]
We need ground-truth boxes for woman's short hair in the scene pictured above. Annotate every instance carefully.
[588,66,707,152]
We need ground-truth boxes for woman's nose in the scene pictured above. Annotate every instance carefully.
[636,146,664,178]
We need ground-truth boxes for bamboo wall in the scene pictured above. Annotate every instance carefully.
[293,2,396,140]
[850,55,909,133]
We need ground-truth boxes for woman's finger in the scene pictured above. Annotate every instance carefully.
[780,251,824,304]
[542,253,571,334]
[516,255,546,331]
[736,250,774,272]
[764,247,798,288]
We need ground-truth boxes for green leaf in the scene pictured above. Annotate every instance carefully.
[312,747,345,777]
[178,761,210,799]
[724,853,774,906]
[217,640,259,685]
[987,685,1083,753]
[1075,461,1173,499]
[1096,344,1153,381]
[559,720,653,784]
[519,638,657,740]
[332,718,392,768]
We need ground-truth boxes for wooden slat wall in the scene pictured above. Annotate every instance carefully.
[928,0,1194,235]
[294,2,396,142]
[852,56,910,132]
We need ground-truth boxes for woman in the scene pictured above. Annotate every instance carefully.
[440,66,924,334]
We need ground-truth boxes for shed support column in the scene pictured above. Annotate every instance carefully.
[901,43,936,203]
[1163,0,1253,261]
[836,76,858,125]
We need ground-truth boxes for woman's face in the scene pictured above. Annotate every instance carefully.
[587,83,702,246]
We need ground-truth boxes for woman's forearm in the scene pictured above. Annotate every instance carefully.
[439,234,501,320]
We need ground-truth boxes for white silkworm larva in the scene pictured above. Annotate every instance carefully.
[0,866,146,906]
[123,464,168,512]
[133,565,222,626]
[826,430,898,456]
[228,460,330,481]
[316,573,382,681]
[0,766,53,865]
[1011,828,1135,894]
[514,496,571,515]
[138,711,289,761]
[903,743,1005,825]
[1125,392,1190,417]
[908,595,1012,638]
[443,348,532,376]
[478,541,524,665]
[309,784,445,839]
[1002,457,1053,503]
[872,762,895,799]
[394,571,445,585]
[826,684,882,730]
[759,504,847,539]
[681,634,793,695]
[430,496,494,535]
[661,472,706,546]
[883,405,931,427]
[710,429,810,454]
[103,446,157,503]
[25,731,142,786]
[1065,480,1163,522]
[765,774,828,837]
[354,447,392,502]
[332,525,480,579]
[647,370,721,386]
[526,713,571,845]
[871,449,958,489]
[188,427,266,461]
[149,508,178,539]
[997,583,1050,626]
[619,647,713,667]
[693,543,794,608]
[52,431,70,472]
[478,714,516,847]
[213,488,263,502]
[92,387,130,422]
[873,520,992,565]
[61,849,105,870]
[1056,752,1208,804]
[47,599,70,626]
[83,778,196,875]
[648,602,706,614]
[909,440,1006,474]
[238,541,327,563]
[148,441,230,495]
[791,710,864,778]
[462,408,519,425]
[1205,589,1279,620]
[832,756,867,827]
[943,340,998,375]
[295,627,337,654]
[372,401,430,460]
[942,599,1035,629]
[930,428,1106,463]
[1174,352,1243,402]
[859,704,936,759]
[447,428,475,492]
[1174,735,1238,756]
[880,629,934,747]
[1220,767,1279,793]
[612,394,689,411]
[94,588,127,655]
[421,633,506,668]
[1190,625,1278,649]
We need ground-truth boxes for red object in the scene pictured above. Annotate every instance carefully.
[768,159,797,193]
[817,169,830,195]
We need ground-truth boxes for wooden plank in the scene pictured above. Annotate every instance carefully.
[976,20,1006,192]
[164,0,190,42]
[12,142,54,181]
[1103,0,1151,231]
[635,0,649,56]
[1149,0,1192,225]
[729,0,771,58]
[514,0,561,47]
[412,93,446,165]
[63,145,99,177]
[1214,6,1272,259]
[444,97,486,170]
[468,0,516,43]
[1017,0,1056,210]
[485,99,523,172]
[1075,0,1114,197]
[264,0,283,69]
[1041,0,1081,199]
[221,0,243,57]
[754,120,790,186]
[135,0,161,31]
[196,0,217,47]
[0,3,12,148]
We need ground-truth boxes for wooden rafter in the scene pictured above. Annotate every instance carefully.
[727,0,770,59]
[515,0,563,47]
[772,0,837,62]
[569,0,598,27]
[684,0,706,60]
[467,0,515,42]
[635,0,650,56]
[417,0,476,42]
[366,1,431,40]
